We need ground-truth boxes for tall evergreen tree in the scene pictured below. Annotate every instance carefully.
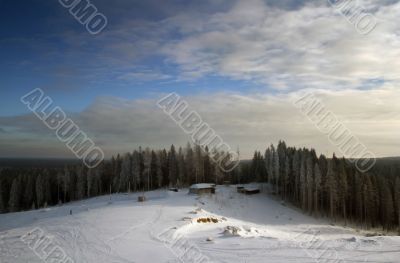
[168,145,178,186]
[381,179,395,231]
[23,174,35,209]
[395,177,400,233]
[337,159,348,224]
[314,163,322,217]
[9,177,22,212]
[326,157,338,220]
[63,167,70,203]
[185,143,195,185]
[35,173,45,208]
[76,166,86,200]
[306,154,314,214]
[0,178,6,213]
[177,147,186,187]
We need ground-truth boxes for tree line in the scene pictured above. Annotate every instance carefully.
[241,141,400,232]
[0,141,399,233]
[0,143,234,213]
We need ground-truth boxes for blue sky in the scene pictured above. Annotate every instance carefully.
[0,0,400,158]
[0,0,242,116]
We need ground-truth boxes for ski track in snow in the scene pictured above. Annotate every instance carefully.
[0,186,399,263]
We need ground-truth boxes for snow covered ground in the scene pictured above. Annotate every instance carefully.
[0,185,399,263]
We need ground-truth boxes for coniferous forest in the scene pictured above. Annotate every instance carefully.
[1,141,399,233]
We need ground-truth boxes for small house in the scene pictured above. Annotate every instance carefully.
[237,186,260,195]
[189,184,216,195]
[242,187,260,195]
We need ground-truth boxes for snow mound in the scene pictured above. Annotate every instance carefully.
[222,226,242,237]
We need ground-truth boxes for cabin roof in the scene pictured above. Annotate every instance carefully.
[244,187,259,191]
[190,183,215,189]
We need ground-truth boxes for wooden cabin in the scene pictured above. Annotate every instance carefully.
[189,184,216,195]
[238,186,260,195]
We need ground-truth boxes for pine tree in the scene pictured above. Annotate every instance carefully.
[184,143,194,184]
[395,177,400,233]
[306,154,314,214]
[177,148,186,187]
[0,178,6,213]
[119,153,131,192]
[283,155,290,201]
[363,174,376,228]
[277,141,287,192]
[314,163,322,217]
[168,145,178,186]
[156,151,164,188]
[292,150,301,203]
[76,166,86,200]
[264,148,271,183]
[337,159,348,224]
[194,144,204,183]
[87,168,93,197]
[273,149,280,193]
[143,148,152,191]
[111,155,121,192]
[326,157,337,220]
[43,170,52,207]
[23,175,35,209]
[150,150,158,190]
[36,173,45,208]
[9,177,21,212]
[63,168,70,203]
[132,151,141,191]
[160,149,169,186]
[300,152,307,210]
[381,179,395,231]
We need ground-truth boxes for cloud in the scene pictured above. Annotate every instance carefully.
[1,86,399,159]
[8,0,400,92]
[156,0,400,89]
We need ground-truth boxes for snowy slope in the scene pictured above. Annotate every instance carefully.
[0,185,399,263]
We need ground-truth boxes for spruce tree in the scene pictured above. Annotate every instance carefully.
[337,159,348,224]
[326,157,337,220]
[314,163,322,217]
[394,177,400,233]
[9,177,21,212]
[0,178,6,213]
[23,175,35,209]
[306,154,314,214]
[300,152,307,210]
[168,145,178,186]
[36,174,45,208]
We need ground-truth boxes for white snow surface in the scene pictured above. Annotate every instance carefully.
[0,185,399,263]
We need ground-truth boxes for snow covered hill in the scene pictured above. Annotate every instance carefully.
[0,185,399,263]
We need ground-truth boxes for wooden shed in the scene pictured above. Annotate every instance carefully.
[243,188,260,195]
[238,186,260,195]
[189,184,216,195]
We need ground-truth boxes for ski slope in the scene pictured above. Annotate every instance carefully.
[0,185,399,263]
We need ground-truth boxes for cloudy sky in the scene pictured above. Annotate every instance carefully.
[0,0,399,159]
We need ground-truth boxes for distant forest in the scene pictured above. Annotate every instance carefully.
[0,141,399,233]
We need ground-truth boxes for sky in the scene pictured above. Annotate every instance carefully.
[0,0,399,159]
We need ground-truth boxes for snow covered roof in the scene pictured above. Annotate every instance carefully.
[190,183,215,189]
[244,187,259,191]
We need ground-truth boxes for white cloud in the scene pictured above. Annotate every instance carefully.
[35,0,400,91]
[159,0,400,89]
[2,86,399,159]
